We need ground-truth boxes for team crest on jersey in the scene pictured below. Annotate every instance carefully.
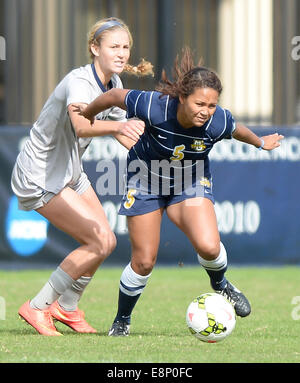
[191,139,206,152]
[200,177,211,188]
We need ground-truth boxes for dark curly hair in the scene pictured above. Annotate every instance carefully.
[156,46,222,98]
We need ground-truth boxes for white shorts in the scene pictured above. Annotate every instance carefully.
[11,164,91,211]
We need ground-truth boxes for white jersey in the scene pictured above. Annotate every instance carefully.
[16,64,126,194]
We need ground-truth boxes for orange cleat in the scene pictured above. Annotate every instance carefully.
[50,301,97,333]
[18,300,62,336]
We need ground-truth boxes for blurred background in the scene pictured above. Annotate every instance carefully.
[1,0,300,125]
[0,0,300,268]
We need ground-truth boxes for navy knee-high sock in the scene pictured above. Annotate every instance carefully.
[114,290,141,324]
[113,263,151,325]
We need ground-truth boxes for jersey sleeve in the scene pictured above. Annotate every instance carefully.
[65,77,94,106]
[124,90,149,121]
[226,110,236,136]
[220,109,236,140]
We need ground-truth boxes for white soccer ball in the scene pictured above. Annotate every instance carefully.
[186,293,236,343]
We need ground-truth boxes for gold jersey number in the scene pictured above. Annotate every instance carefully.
[170,144,185,161]
[124,188,137,209]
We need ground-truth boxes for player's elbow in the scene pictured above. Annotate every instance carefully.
[73,120,93,138]
[75,127,89,138]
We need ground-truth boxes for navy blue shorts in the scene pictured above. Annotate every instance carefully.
[119,153,214,216]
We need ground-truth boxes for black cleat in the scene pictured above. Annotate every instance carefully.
[214,281,251,317]
[108,321,130,336]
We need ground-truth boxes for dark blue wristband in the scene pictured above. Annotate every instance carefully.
[257,138,264,150]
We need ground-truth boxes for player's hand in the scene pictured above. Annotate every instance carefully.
[72,104,94,124]
[118,120,145,142]
[261,133,284,150]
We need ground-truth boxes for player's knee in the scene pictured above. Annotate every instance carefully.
[105,230,117,256]
[138,262,154,275]
[91,229,117,261]
[102,230,117,258]
[134,258,155,276]
[197,242,220,261]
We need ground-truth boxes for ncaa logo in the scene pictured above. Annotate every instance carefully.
[5,196,49,256]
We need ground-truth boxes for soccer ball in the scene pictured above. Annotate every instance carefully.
[186,293,236,343]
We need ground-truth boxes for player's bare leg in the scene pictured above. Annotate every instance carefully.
[166,197,251,317]
[108,208,164,336]
[19,186,114,334]
[128,208,164,276]
[37,186,116,280]
[166,197,220,260]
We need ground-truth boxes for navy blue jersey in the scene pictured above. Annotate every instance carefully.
[125,89,235,159]
[124,90,236,194]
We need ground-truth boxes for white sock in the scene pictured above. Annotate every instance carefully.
[30,267,75,310]
[197,242,228,271]
[58,276,92,311]
[197,242,228,290]
[119,263,151,297]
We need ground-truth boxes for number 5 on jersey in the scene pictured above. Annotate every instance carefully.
[170,144,185,161]
[124,188,137,209]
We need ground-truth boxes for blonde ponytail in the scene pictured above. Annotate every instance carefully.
[124,58,154,77]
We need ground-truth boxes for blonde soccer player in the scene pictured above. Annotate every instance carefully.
[13,17,153,336]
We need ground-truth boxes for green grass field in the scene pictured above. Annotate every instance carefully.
[0,266,299,363]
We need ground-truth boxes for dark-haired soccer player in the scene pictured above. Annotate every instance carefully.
[75,47,283,336]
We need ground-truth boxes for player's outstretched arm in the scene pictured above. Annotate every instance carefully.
[75,88,130,122]
[232,123,284,151]
[70,89,144,142]
[114,133,137,150]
